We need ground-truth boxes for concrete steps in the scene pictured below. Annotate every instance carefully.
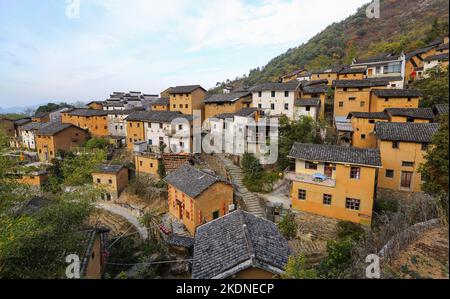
[216,154,266,219]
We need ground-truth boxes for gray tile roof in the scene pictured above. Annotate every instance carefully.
[125,111,193,123]
[163,164,230,199]
[347,112,389,120]
[385,108,434,120]
[372,89,422,98]
[169,85,206,94]
[302,84,329,94]
[423,53,449,62]
[435,43,449,51]
[339,67,367,74]
[68,109,108,117]
[294,98,321,106]
[192,210,290,279]
[13,118,32,126]
[33,112,49,118]
[204,92,250,104]
[250,81,300,92]
[166,235,195,248]
[375,122,440,143]
[19,122,49,131]
[288,143,381,167]
[94,164,125,174]
[234,107,259,117]
[333,79,390,88]
[151,97,170,106]
[434,104,449,116]
[36,122,78,136]
[371,76,403,82]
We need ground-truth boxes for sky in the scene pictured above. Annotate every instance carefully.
[0,0,368,108]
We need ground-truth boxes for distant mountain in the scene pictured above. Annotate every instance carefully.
[213,0,449,91]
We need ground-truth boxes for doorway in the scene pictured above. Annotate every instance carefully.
[400,171,413,189]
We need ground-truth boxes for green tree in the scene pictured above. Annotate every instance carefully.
[420,114,449,216]
[84,137,109,149]
[318,237,355,278]
[277,116,319,171]
[282,254,318,279]
[241,153,263,177]
[411,66,449,108]
[278,211,298,240]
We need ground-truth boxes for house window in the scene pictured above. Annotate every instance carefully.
[392,141,399,149]
[258,104,262,109]
[402,161,414,167]
[284,91,289,97]
[349,97,356,101]
[305,161,318,170]
[421,143,429,151]
[213,210,220,219]
[150,163,154,168]
[346,198,361,211]
[271,91,276,97]
[130,123,133,127]
[186,211,190,220]
[271,103,275,110]
[385,169,394,178]
[173,104,176,108]
[108,179,113,184]
[298,189,306,200]
[97,178,101,183]
[407,118,414,123]
[258,91,262,97]
[306,106,311,112]
[139,161,143,167]
[339,102,344,108]
[385,98,389,102]
[185,104,189,109]
[284,103,289,110]
[369,119,375,124]
[350,167,361,179]
[361,134,366,140]
[360,101,365,107]
[178,125,183,130]
[323,194,332,205]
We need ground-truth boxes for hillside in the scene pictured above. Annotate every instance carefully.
[213,0,449,91]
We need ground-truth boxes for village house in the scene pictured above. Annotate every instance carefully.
[204,91,252,121]
[107,109,145,144]
[9,118,32,148]
[375,122,440,193]
[347,112,390,149]
[61,109,109,137]
[404,43,443,83]
[16,169,49,188]
[337,67,367,80]
[333,79,390,118]
[370,89,421,112]
[164,164,234,236]
[35,123,87,162]
[351,53,406,85]
[151,97,170,111]
[423,53,449,75]
[49,107,71,123]
[294,98,321,121]
[286,143,381,225]
[79,227,110,279]
[384,107,434,123]
[310,66,342,85]
[192,210,290,279]
[160,87,173,98]
[87,101,105,110]
[279,68,309,83]
[19,122,49,150]
[299,80,329,119]
[250,82,299,119]
[125,111,193,153]
[0,117,16,138]
[168,85,207,117]
[92,164,129,201]
[134,152,160,177]
[32,112,50,123]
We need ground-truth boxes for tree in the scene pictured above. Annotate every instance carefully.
[84,137,109,149]
[411,67,449,108]
[420,114,449,216]
[278,211,298,240]
[157,159,166,178]
[36,103,71,114]
[241,153,263,177]
[277,116,320,171]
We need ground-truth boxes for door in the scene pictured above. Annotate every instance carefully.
[400,171,413,189]
[368,69,373,76]
[324,165,333,178]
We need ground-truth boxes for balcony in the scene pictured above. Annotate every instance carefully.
[284,170,336,188]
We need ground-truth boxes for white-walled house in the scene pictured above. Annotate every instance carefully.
[250,82,299,119]
[19,122,49,150]
[423,53,449,76]
[294,98,321,121]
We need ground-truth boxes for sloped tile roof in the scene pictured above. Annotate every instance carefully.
[347,112,389,120]
[93,164,125,174]
[151,97,170,106]
[250,81,300,92]
[192,210,290,279]
[434,104,449,116]
[423,53,449,62]
[19,122,49,131]
[294,98,321,106]
[125,111,193,123]
[333,79,390,88]
[375,122,440,143]
[169,85,206,94]
[68,109,108,117]
[339,67,367,74]
[385,108,434,120]
[372,89,422,98]
[354,53,402,64]
[33,112,49,118]
[36,122,79,136]
[288,143,381,167]
[204,92,250,104]
[164,164,231,199]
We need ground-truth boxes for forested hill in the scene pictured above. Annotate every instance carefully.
[213,0,449,91]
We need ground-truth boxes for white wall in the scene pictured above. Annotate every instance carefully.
[252,90,295,119]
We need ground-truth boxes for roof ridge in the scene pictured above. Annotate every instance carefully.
[238,211,256,266]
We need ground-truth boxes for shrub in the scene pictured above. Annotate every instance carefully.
[374,197,399,214]
[318,237,355,278]
[241,153,262,176]
[336,221,365,242]
[282,255,318,279]
[84,137,109,149]
[278,211,298,240]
